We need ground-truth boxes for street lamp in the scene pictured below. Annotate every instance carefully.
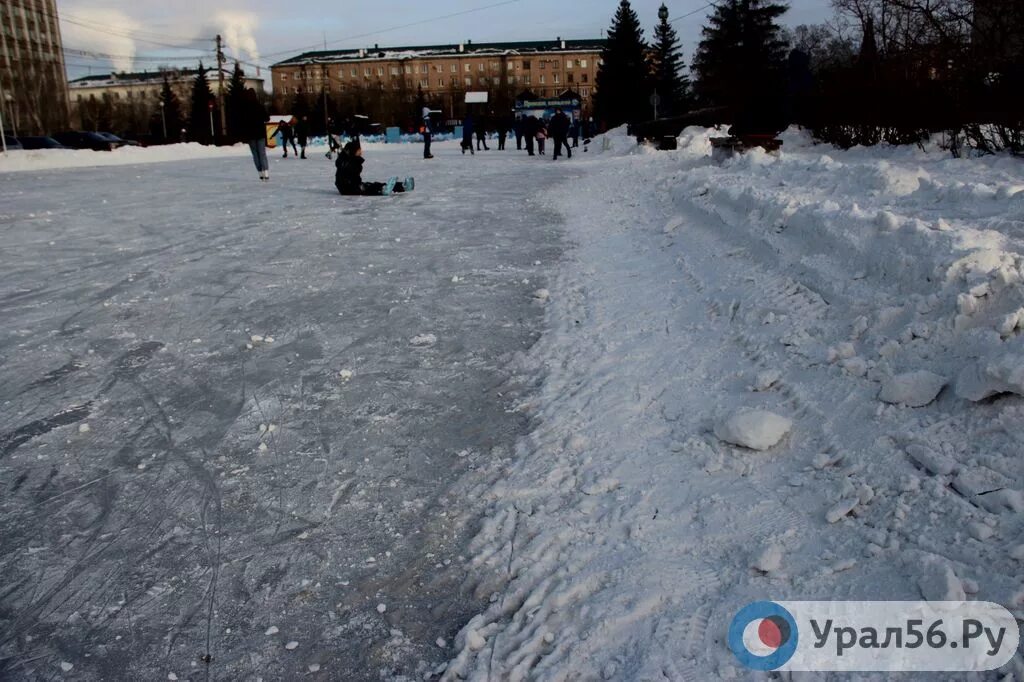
[658,4,669,22]
[159,100,167,140]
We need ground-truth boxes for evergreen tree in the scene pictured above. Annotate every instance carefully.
[693,0,790,132]
[156,75,183,143]
[225,62,247,143]
[594,0,651,128]
[188,62,218,143]
[651,4,689,117]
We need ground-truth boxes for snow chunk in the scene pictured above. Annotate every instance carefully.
[339,369,353,381]
[308,664,321,673]
[917,557,966,601]
[285,641,299,650]
[60,662,73,672]
[753,370,781,391]
[751,545,783,573]
[376,603,387,614]
[532,288,550,302]
[955,352,1024,401]
[78,423,91,434]
[905,444,956,476]
[878,371,947,407]
[826,498,859,524]
[264,626,279,635]
[714,409,792,451]
[409,333,437,347]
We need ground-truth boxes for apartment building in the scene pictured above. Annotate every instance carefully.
[0,0,70,135]
[271,38,605,116]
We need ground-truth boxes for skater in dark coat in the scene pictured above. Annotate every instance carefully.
[242,89,270,181]
[570,118,580,148]
[523,115,537,156]
[476,113,490,150]
[496,116,509,150]
[295,115,309,159]
[514,117,524,150]
[550,108,572,160]
[334,140,413,196]
[279,120,298,157]
[461,114,475,155]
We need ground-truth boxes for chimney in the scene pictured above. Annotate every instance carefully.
[559,37,566,49]
[374,43,379,50]
[458,43,464,53]
[359,48,365,58]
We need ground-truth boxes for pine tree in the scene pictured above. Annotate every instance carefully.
[693,0,790,132]
[651,4,690,117]
[225,62,247,143]
[154,75,184,142]
[188,62,218,143]
[594,0,651,128]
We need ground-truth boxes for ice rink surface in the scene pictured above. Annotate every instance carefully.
[0,142,567,680]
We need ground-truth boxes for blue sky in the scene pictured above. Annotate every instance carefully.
[59,0,833,81]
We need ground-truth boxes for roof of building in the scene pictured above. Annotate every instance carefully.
[69,68,263,88]
[272,38,607,68]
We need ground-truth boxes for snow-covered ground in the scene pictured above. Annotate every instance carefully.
[441,128,1024,679]
[1,129,1022,680]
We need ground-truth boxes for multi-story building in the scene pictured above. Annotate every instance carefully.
[271,38,605,119]
[69,67,264,134]
[0,0,71,135]
[69,68,265,113]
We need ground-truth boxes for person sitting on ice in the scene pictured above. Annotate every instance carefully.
[334,140,413,196]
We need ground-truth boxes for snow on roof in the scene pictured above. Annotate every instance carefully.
[272,39,606,68]
[69,69,263,88]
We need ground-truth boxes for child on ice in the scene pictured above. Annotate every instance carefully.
[334,140,414,196]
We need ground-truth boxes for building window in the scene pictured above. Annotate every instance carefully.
[524,75,531,85]
[390,66,399,75]
[581,59,588,68]
[464,77,471,86]
[490,61,498,70]
[478,63,485,72]
[465,64,471,72]
[420,80,428,89]
[582,74,589,83]
[523,60,531,69]
[478,77,486,86]
[405,65,412,74]
[553,74,560,84]
[376,67,384,76]
[540,61,546,69]
[567,73,574,83]
[364,68,370,76]
[566,60,573,69]
[281,73,288,81]
[352,68,357,76]
[539,75,545,84]
[451,64,457,73]
[509,75,517,84]
[581,88,589,97]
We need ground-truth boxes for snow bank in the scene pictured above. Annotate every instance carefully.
[444,125,1024,679]
[0,142,252,173]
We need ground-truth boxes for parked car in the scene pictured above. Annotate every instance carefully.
[2,135,23,150]
[52,131,118,151]
[18,136,67,150]
[95,131,140,147]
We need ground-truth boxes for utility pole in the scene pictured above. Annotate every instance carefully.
[216,34,227,142]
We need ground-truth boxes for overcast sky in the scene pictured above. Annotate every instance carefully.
[59,0,833,82]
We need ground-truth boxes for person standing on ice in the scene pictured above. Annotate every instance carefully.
[514,116,524,150]
[461,113,475,154]
[280,119,298,158]
[475,112,490,151]
[295,115,309,159]
[421,106,434,159]
[549,108,572,160]
[535,118,548,155]
[242,89,270,182]
[334,140,413,196]
[523,115,537,156]
[496,115,509,150]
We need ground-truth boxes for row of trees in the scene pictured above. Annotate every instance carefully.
[593,0,1024,154]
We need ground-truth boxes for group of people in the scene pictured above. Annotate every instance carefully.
[276,116,310,159]
[456,108,589,160]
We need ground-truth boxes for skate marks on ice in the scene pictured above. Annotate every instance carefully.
[0,151,568,680]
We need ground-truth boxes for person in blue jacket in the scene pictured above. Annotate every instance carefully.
[461,114,475,155]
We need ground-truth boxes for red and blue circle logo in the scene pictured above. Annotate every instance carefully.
[728,601,798,670]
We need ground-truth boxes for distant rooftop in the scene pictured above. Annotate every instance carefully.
[70,68,263,88]
[272,38,607,68]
